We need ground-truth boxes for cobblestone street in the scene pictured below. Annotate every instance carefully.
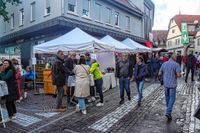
[0,78,200,133]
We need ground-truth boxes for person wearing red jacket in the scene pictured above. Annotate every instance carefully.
[182,55,187,74]
[162,55,169,62]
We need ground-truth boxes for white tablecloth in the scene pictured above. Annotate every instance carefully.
[0,81,8,128]
[102,73,116,92]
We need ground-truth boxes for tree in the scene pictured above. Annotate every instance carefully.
[0,0,21,22]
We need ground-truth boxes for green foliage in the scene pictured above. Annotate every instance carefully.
[0,0,21,22]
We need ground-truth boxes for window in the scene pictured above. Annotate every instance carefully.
[45,0,51,15]
[82,0,90,17]
[175,39,178,45]
[178,38,180,45]
[144,5,150,16]
[10,13,14,29]
[114,12,119,26]
[68,0,76,13]
[198,38,200,46]
[125,16,130,30]
[105,8,112,24]
[188,25,195,31]
[30,2,36,21]
[3,22,6,33]
[172,29,175,33]
[95,3,102,21]
[19,9,24,26]
[189,38,194,43]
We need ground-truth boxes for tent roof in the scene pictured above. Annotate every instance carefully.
[122,38,151,52]
[33,28,114,54]
[100,35,137,52]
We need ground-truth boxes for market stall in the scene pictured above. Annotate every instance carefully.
[100,35,137,52]
[122,38,151,52]
[33,28,119,94]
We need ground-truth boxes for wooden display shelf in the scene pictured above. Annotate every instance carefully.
[43,69,67,95]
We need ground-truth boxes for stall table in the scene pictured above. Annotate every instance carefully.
[43,70,116,94]
[102,73,116,92]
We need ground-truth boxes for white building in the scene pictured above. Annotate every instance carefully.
[0,0,154,65]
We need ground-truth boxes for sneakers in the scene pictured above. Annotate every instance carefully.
[82,110,87,115]
[16,100,21,103]
[75,104,80,112]
[128,97,131,101]
[119,100,124,105]
[60,105,66,109]
[137,101,141,107]
[55,108,66,112]
[9,115,16,120]
[165,114,172,121]
[24,92,27,98]
[96,102,104,107]
[91,97,96,102]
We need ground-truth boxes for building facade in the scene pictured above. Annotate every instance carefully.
[0,0,154,66]
[152,30,167,49]
[195,31,200,53]
[166,15,200,55]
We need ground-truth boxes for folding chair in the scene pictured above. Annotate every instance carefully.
[0,81,9,128]
[0,99,6,128]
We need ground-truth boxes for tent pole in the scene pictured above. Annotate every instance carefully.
[33,51,38,95]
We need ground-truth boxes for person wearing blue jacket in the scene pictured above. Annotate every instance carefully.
[134,57,147,106]
[25,66,36,81]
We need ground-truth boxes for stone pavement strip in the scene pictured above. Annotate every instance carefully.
[88,84,160,132]
[0,78,200,133]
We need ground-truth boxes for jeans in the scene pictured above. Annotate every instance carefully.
[136,80,144,102]
[165,87,176,115]
[67,86,75,103]
[185,67,195,81]
[90,86,95,97]
[119,77,130,100]
[56,86,64,109]
[78,98,86,110]
[95,78,103,103]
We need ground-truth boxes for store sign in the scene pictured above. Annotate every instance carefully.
[181,22,189,44]
[5,45,21,54]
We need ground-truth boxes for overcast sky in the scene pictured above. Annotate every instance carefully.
[152,0,200,30]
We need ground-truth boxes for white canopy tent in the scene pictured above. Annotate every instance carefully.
[33,28,115,54]
[100,35,137,52]
[122,38,151,52]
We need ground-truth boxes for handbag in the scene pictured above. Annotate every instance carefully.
[194,100,200,120]
[0,81,8,97]
[80,65,94,86]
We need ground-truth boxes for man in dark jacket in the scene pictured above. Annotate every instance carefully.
[176,52,182,66]
[52,50,71,112]
[185,51,196,83]
[116,54,133,104]
[134,57,147,106]
[65,52,77,105]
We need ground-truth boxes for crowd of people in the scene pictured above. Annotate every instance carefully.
[52,50,104,114]
[1,50,200,121]
[0,59,37,120]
